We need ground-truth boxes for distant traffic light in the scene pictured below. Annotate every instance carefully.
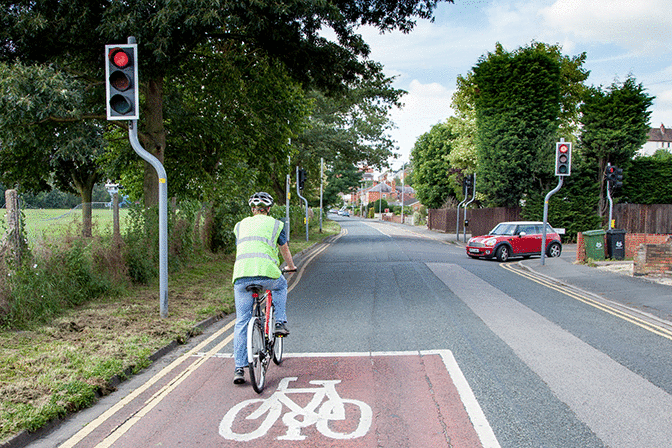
[298,168,307,190]
[614,167,623,189]
[105,44,139,120]
[605,165,616,183]
[607,166,624,189]
[555,141,571,176]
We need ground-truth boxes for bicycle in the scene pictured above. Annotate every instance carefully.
[246,268,296,393]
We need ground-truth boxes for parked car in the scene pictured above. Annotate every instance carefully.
[466,221,562,262]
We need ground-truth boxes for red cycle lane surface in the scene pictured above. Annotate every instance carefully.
[90,351,498,447]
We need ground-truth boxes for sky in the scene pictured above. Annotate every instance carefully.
[355,0,672,171]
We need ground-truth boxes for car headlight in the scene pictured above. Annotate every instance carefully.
[484,238,497,246]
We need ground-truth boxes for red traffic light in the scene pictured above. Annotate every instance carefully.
[555,141,571,176]
[105,44,139,120]
[109,48,131,68]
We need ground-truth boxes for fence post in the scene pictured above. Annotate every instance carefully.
[4,189,26,266]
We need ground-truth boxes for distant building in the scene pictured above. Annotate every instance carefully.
[639,123,672,156]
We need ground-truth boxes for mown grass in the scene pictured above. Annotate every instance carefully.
[0,208,131,243]
[0,218,340,443]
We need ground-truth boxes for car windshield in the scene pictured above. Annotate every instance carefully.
[489,223,517,236]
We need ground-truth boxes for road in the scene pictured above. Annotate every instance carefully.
[33,216,672,447]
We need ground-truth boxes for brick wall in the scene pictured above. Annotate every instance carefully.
[625,233,670,258]
[576,232,671,262]
[633,237,672,276]
[576,232,587,263]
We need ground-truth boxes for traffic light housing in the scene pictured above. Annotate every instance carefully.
[105,44,139,120]
[298,169,307,190]
[464,173,474,188]
[614,167,623,189]
[606,165,624,189]
[555,141,571,176]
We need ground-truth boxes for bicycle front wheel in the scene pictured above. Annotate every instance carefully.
[247,317,266,393]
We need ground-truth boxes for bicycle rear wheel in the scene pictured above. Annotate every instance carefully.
[247,317,266,393]
[273,335,283,365]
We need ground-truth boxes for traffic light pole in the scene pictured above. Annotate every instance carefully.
[606,182,614,230]
[456,186,467,241]
[463,174,476,242]
[541,176,563,266]
[296,166,309,241]
[129,120,169,318]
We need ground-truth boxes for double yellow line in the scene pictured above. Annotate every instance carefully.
[501,263,672,341]
[61,229,343,447]
[59,318,236,447]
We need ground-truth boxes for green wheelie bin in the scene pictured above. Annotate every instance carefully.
[583,229,606,261]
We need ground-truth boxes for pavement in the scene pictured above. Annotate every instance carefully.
[360,217,672,325]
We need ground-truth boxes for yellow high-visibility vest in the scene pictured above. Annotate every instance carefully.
[232,214,283,283]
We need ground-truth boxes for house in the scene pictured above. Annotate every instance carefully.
[639,123,672,156]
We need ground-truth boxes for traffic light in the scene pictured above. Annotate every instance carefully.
[464,173,474,188]
[607,166,624,189]
[298,169,307,190]
[105,44,139,120]
[614,167,623,189]
[555,141,571,176]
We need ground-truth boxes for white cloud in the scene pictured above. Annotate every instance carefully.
[388,80,454,167]
[540,0,672,53]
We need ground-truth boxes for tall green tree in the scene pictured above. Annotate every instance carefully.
[1,0,448,207]
[452,42,588,207]
[579,76,653,218]
[472,42,562,207]
[410,120,456,209]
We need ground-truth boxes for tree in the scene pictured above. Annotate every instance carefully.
[324,161,363,208]
[1,0,449,207]
[579,76,653,218]
[410,120,456,209]
[292,72,404,201]
[452,42,588,207]
[0,62,104,236]
[472,42,562,207]
[623,154,672,204]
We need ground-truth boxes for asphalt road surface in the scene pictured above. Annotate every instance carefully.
[32,216,672,447]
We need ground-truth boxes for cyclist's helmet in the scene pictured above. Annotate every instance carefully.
[248,192,274,208]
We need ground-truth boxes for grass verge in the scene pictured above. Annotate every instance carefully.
[0,219,339,443]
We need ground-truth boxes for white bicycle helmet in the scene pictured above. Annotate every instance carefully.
[248,192,274,208]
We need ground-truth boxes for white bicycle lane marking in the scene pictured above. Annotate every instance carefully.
[218,350,500,447]
[220,376,372,442]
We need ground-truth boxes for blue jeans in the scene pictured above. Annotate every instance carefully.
[233,276,288,368]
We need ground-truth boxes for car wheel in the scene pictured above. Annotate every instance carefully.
[547,242,562,258]
[496,245,510,262]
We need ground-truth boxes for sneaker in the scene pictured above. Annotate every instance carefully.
[233,367,245,384]
[274,322,290,337]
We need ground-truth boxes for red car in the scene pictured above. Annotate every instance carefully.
[466,221,562,262]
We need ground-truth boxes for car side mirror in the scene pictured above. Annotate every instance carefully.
[518,232,526,237]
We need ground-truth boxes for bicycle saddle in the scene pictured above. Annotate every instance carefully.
[245,284,264,294]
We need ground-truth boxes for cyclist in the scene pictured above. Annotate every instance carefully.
[232,192,297,385]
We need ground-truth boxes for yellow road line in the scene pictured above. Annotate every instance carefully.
[95,332,235,447]
[59,319,235,448]
[500,263,672,341]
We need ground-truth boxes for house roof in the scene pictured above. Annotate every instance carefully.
[367,183,393,193]
[396,185,415,194]
[648,124,672,142]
